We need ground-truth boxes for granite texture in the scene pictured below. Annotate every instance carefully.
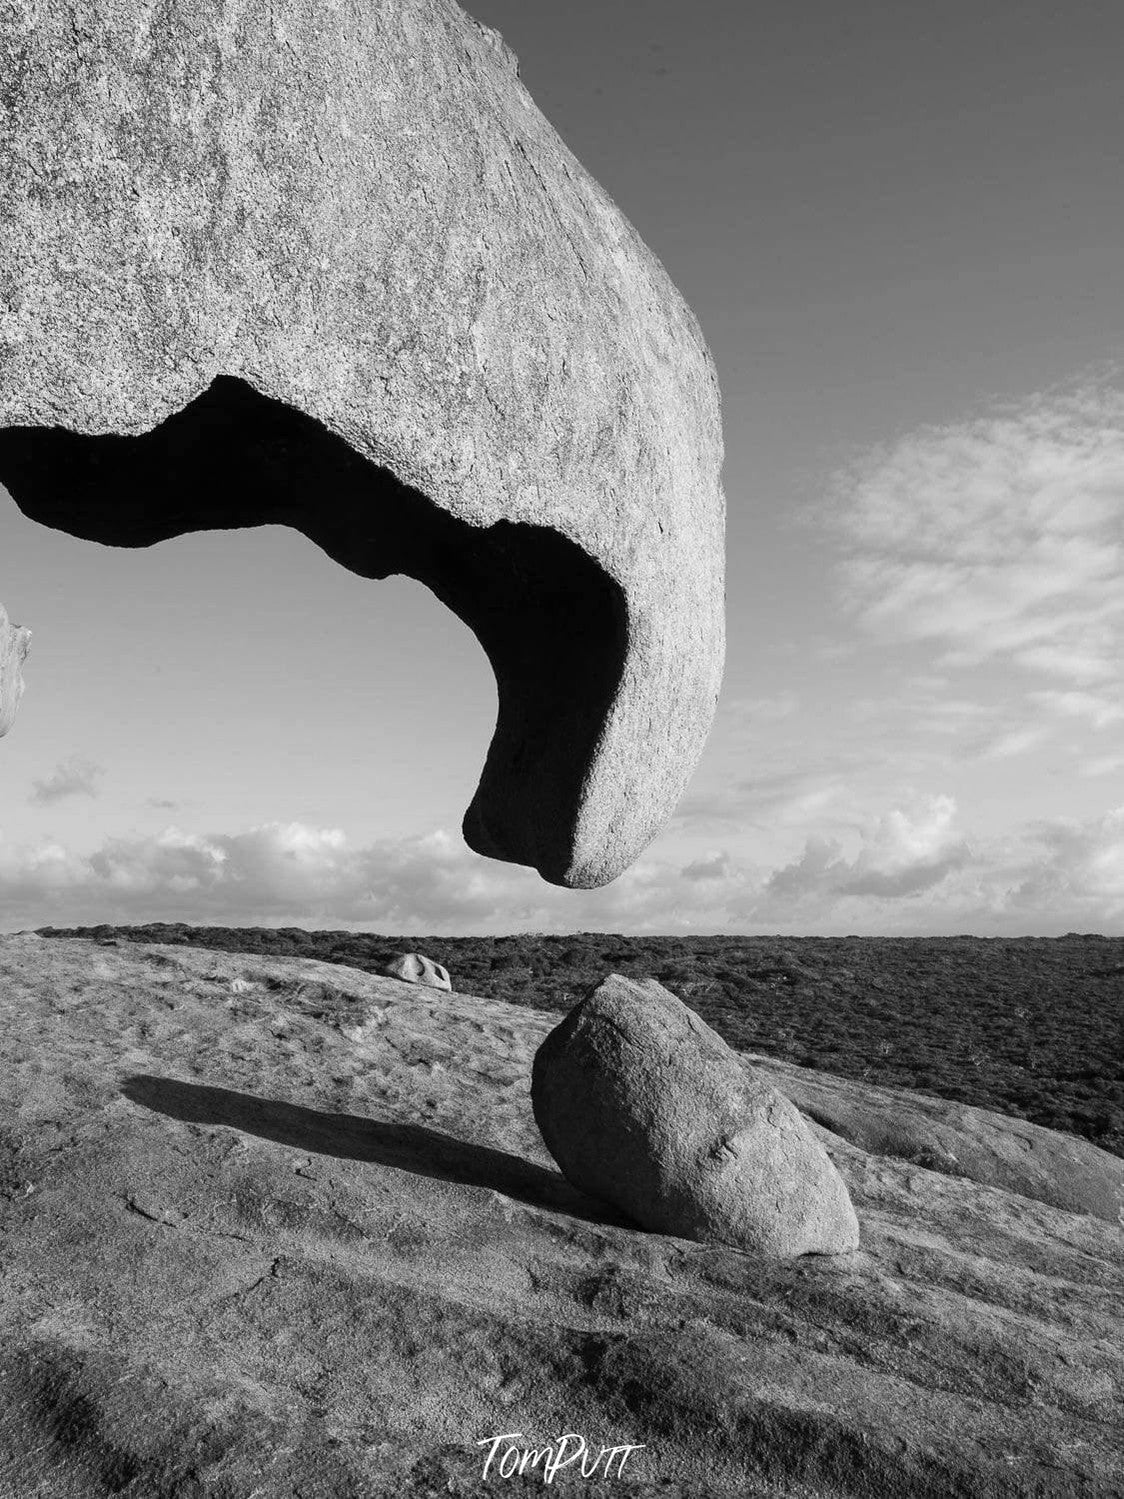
[0,0,725,887]
[532,975,861,1257]
[1,937,1120,1497]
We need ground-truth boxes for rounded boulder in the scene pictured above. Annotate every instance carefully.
[531,975,860,1257]
[382,953,452,992]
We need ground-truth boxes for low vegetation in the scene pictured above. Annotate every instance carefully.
[39,924,1124,1160]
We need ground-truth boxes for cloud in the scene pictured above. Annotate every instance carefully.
[28,757,104,804]
[764,837,847,902]
[1013,644,1116,685]
[765,794,971,902]
[673,759,868,833]
[1001,808,1124,914]
[1080,752,1124,778]
[763,802,1124,933]
[2,797,1122,937]
[676,666,1062,846]
[974,725,1048,761]
[721,691,800,729]
[828,372,1124,690]
[681,851,732,881]
[1026,689,1124,729]
[145,797,182,811]
[0,822,750,935]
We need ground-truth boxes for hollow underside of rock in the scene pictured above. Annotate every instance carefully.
[0,937,1120,1498]
[0,0,725,887]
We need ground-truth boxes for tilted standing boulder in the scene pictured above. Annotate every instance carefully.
[382,953,452,992]
[532,976,860,1257]
[0,605,30,737]
[0,0,725,888]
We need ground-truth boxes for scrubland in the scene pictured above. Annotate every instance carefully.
[40,925,1124,1159]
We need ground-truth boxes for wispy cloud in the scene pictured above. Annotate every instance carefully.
[1026,689,1124,729]
[1080,752,1124,778]
[28,757,104,805]
[829,372,1124,691]
[721,691,800,729]
[673,757,872,834]
[973,725,1049,761]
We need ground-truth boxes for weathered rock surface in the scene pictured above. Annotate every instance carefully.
[0,603,30,736]
[751,1050,1124,1227]
[532,976,860,1257]
[383,951,452,991]
[1,936,1121,1497]
[0,0,724,889]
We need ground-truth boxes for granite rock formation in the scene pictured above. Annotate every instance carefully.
[752,1049,1124,1227]
[0,937,1120,1496]
[532,975,861,1257]
[0,605,30,737]
[0,0,724,888]
[382,952,452,991]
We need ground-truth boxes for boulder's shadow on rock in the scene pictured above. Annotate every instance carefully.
[122,1073,634,1230]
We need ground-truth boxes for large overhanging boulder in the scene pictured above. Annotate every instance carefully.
[0,0,725,888]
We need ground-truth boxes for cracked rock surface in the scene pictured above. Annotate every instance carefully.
[0,936,1121,1496]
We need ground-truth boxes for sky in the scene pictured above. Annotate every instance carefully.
[3,0,1124,935]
